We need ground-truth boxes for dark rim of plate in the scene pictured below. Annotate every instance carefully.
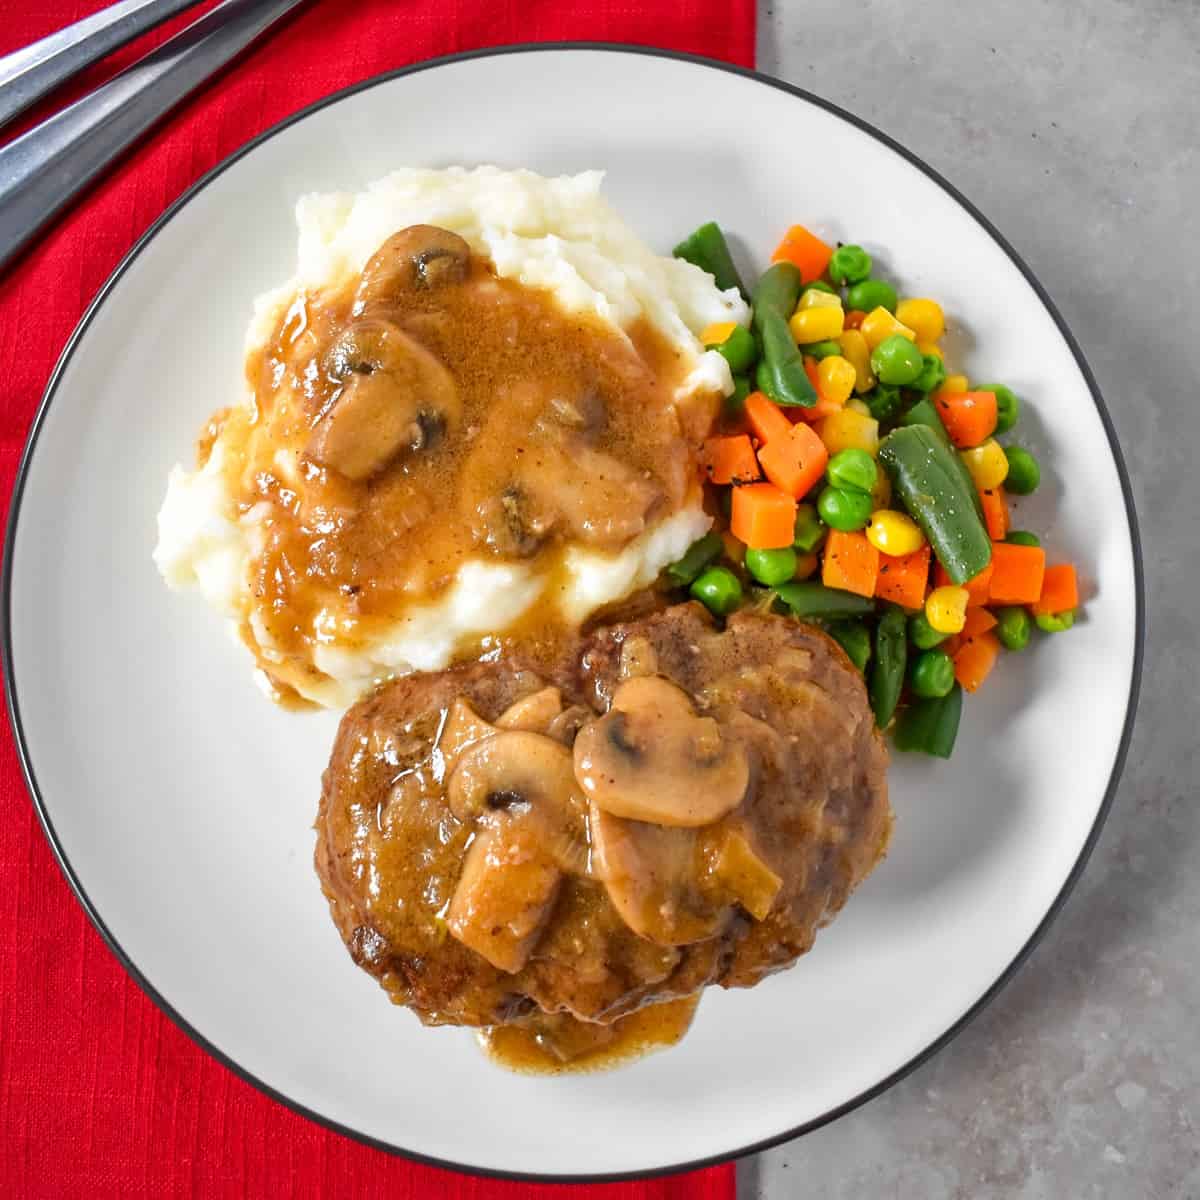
[0,43,1145,1186]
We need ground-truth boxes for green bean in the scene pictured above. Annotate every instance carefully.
[793,503,827,552]
[673,221,749,300]
[666,532,724,587]
[828,620,872,673]
[893,684,963,758]
[828,244,872,286]
[995,606,1032,651]
[773,581,876,620]
[869,607,908,727]
[724,375,752,421]
[909,649,956,697]
[878,425,994,585]
[1035,609,1076,633]
[690,566,743,616]
[846,278,897,314]
[909,610,949,649]
[753,263,817,408]
[899,397,985,519]
[864,382,903,423]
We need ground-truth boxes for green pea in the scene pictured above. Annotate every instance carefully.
[909,649,956,698]
[828,244,872,287]
[826,448,878,495]
[1035,609,1076,633]
[871,334,925,386]
[995,606,1032,651]
[908,610,948,650]
[799,279,837,299]
[724,374,752,420]
[910,352,946,394]
[980,383,1020,434]
[1005,530,1041,548]
[793,503,827,552]
[818,486,873,531]
[710,324,757,374]
[846,278,897,314]
[828,620,872,673]
[690,566,743,616]
[864,382,903,423]
[1004,446,1041,494]
[745,546,798,587]
[803,339,843,361]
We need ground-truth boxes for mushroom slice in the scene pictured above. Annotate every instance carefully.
[588,804,726,945]
[306,319,460,481]
[448,730,581,824]
[496,687,563,733]
[708,824,783,921]
[445,823,563,974]
[437,698,498,774]
[573,676,749,827]
[355,225,471,307]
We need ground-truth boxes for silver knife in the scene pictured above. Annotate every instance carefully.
[0,0,204,133]
[0,0,307,275]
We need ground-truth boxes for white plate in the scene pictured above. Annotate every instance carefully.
[3,47,1142,1180]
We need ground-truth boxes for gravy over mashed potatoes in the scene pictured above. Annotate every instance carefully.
[154,168,747,707]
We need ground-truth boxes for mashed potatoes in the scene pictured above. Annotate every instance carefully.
[155,167,748,708]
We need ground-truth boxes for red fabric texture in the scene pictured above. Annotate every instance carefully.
[0,2,755,1197]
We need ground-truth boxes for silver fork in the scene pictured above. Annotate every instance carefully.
[0,0,307,274]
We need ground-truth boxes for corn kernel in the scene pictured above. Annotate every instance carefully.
[866,509,926,556]
[817,408,879,456]
[960,438,1010,490]
[918,341,944,360]
[817,355,857,404]
[798,288,843,311]
[871,468,893,510]
[937,373,969,395]
[896,298,945,343]
[793,552,819,580]
[846,397,871,416]
[837,328,875,393]
[700,320,737,346]
[926,586,969,634]
[789,306,844,344]
[860,306,917,349]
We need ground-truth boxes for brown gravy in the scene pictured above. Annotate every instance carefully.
[203,235,712,701]
[478,996,699,1074]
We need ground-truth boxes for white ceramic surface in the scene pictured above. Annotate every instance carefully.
[3,48,1140,1180]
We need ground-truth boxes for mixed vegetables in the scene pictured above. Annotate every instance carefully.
[670,222,1080,759]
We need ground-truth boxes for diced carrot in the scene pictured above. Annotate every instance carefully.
[934,559,994,606]
[822,529,880,598]
[875,544,931,609]
[934,390,999,449]
[744,391,793,445]
[941,634,962,657]
[988,542,1046,605]
[757,422,829,498]
[1033,563,1080,616]
[844,309,867,330]
[700,435,760,485]
[954,631,1001,692]
[771,224,834,284]
[979,486,1010,541]
[731,482,797,549]
[960,606,998,643]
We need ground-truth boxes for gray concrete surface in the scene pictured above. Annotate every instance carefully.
[744,2,1199,1197]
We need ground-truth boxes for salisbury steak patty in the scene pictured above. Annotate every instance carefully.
[315,603,891,1034]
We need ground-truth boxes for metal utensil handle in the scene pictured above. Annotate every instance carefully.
[0,0,203,133]
[0,0,305,275]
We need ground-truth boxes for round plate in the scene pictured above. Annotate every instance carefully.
[3,47,1142,1180]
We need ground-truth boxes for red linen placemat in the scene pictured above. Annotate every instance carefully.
[0,1,755,1196]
